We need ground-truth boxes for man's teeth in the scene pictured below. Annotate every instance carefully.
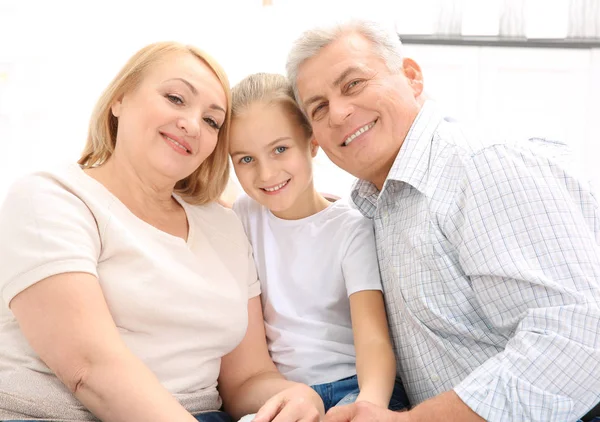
[165,135,189,153]
[344,121,376,146]
[263,180,288,192]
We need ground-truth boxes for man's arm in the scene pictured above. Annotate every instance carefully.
[325,391,483,422]
[447,143,600,421]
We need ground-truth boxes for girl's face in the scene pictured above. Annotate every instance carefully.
[229,101,318,217]
[111,51,227,184]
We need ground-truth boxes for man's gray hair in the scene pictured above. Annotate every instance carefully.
[286,19,405,107]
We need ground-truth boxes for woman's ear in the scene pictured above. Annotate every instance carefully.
[111,99,122,118]
[310,137,319,158]
[111,94,125,118]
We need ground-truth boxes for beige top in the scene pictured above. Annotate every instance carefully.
[0,163,260,421]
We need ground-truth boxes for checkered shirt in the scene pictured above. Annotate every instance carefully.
[351,101,600,421]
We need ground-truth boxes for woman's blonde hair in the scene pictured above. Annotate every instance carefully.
[79,41,232,205]
[231,73,312,140]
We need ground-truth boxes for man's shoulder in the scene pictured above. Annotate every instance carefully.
[435,122,577,175]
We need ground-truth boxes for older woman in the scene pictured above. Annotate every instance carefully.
[0,42,323,422]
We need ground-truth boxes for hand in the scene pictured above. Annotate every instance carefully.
[324,401,408,422]
[253,383,324,422]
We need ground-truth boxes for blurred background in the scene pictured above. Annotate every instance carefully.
[1,0,599,203]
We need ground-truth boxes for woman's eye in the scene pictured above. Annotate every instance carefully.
[240,156,253,164]
[204,117,221,131]
[167,94,184,105]
[274,146,287,154]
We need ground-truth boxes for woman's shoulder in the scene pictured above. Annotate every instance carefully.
[3,163,89,206]
[184,200,250,248]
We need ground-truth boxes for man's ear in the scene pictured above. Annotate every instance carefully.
[402,58,424,97]
[310,137,319,158]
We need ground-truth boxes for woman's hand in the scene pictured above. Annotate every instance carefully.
[324,401,405,422]
[253,383,324,422]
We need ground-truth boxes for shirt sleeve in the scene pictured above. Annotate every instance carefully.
[0,174,101,306]
[245,242,261,299]
[230,197,261,299]
[450,143,600,421]
[341,217,383,296]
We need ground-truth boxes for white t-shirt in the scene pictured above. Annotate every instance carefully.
[0,164,260,421]
[233,194,382,386]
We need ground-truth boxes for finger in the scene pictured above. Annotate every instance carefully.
[253,396,286,422]
[323,404,358,422]
[271,401,303,422]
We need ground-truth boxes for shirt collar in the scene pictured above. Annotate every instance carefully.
[351,100,444,216]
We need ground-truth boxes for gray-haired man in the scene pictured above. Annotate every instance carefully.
[287,19,600,422]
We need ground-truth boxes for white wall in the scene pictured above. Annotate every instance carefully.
[1,0,598,202]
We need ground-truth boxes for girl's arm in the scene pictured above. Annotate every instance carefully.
[218,295,324,421]
[349,290,396,408]
[10,272,197,422]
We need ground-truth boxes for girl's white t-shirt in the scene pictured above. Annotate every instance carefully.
[0,163,260,421]
[233,194,383,386]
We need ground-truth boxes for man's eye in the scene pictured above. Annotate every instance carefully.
[346,80,363,91]
[274,146,287,154]
[312,103,327,119]
[240,156,253,164]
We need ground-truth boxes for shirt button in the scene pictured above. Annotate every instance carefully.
[431,374,440,383]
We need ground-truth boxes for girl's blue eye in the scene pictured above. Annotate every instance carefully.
[240,156,253,164]
[274,146,287,154]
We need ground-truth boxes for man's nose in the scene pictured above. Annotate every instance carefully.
[328,98,354,127]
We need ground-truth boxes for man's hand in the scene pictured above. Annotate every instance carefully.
[324,401,408,422]
[253,383,324,422]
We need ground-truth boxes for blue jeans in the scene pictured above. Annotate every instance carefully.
[6,412,232,422]
[310,374,409,413]
[193,411,233,422]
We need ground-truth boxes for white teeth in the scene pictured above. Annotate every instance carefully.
[343,120,376,146]
[165,135,188,152]
[263,180,289,192]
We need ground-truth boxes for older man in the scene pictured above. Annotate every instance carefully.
[286,19,600,422]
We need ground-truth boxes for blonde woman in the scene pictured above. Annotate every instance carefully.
[0,42,323,422]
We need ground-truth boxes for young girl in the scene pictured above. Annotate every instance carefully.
[228,73,409,413]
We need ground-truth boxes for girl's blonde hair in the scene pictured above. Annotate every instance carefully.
[79,42,232,205]
[231,73,312,140]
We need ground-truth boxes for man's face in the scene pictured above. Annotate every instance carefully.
[296,32,423,189]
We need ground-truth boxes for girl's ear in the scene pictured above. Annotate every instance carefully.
[310,137,319,158]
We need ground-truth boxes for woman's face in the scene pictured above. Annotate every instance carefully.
[111,51,227,184]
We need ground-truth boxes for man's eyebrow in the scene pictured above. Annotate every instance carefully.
[303,66,363,111]
[333,66,362,88]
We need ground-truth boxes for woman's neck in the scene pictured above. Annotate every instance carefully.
[85,156,179,215]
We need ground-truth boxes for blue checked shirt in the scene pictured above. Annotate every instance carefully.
[351,101,600,421]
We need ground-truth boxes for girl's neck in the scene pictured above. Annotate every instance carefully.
[271,187,331,220]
